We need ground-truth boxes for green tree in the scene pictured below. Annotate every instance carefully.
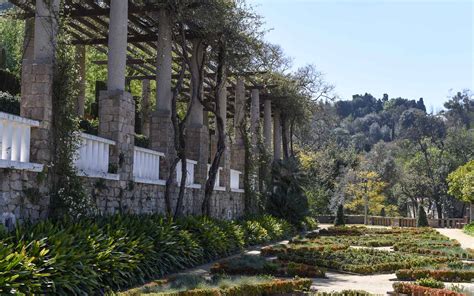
[334,204,345,226]
[417,206,429,227]
[448,161,474,220]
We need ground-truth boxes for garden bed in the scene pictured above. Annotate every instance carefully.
[121,275,312,296]
[210,255,326,278]
[263,226,467,275]
[0,214,311,295]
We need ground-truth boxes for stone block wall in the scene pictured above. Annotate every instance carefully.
[0,168,245,224]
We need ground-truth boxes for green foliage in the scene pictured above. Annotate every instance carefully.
[464,222,474,237]
[334,204,345,226]
[50,33,92,219]
[0,69,20,95]
[126,275,312,296]
[0,214,296,294]
[79,118,99,135]
[135,134,150,149]
[417,206,429,227]
[447,160,474,203]
[0,90,19,114]
[0,16,24,75]
[415,277,445,289]
[266,159,309,225]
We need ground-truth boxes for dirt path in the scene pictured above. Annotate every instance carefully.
[436,228,474,249]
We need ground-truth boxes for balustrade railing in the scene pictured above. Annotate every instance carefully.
[133,147,165,185]
[207,164,226,191]
[0,111,43,171]
[230,169,244,192]
[74,133,118,180]
[176,159,200,188]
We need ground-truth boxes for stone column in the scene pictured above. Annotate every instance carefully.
[250,88,260,149]
[263,98,272,153]
[231,78,246,172]
[76,45,86,117]
[106,0,127,91]
[150,9,174,156]
[98,0,135,183]
[273,109,282,161]
[186,39,208,186]
[20,0,60,164]
[141,79,151,137]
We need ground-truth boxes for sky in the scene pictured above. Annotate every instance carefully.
[248,0,474,112]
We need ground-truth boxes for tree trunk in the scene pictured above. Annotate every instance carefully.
[163,23,190,217]
[202,41,227,216]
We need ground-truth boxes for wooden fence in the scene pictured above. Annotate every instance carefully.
[317,215,468,229]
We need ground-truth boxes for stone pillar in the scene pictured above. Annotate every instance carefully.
[106,0,128,91]
[263,98,272,153]
[150,9,175,186]
[76,45,86,117]
[99,0,135,182]
[273,109,282,161]
[186,39,208,186]
[141,79,151,137]
[231,78,246,172]
[250,88,260,148]
[20,0,59,164]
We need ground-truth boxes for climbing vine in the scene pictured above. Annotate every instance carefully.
[49,3,95,219]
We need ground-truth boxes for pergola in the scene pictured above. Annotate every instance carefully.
[12,0,278,110]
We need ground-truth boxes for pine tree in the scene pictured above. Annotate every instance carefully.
[417,206,429,227]
[334,204,345,226]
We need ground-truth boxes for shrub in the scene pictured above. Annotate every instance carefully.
[242,220,270,245]
[210,255,325,278]
[0,214,297,295]
[129,275,312,296]
[464,222,474,236]
[415,277,445,289]
[266,159,309,225]
[135,134,150,148]
[417,206,429,227]
[79,118,99,135]
[396,269,474,282]
[334,204,345,226]
[393,282,462,296]
[0,91,20,115]
[302,216,319,230]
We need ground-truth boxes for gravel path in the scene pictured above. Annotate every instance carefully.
[311,272,395,295]
[436,228,474,249]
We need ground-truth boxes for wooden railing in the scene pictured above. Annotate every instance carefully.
[0,111,43,172]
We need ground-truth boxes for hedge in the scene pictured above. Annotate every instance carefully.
[137,278,312,296]
[396,268,474,282]
[0,214,300,295]
[393,282,463,296]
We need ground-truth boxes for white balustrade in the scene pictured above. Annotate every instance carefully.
[176,159,200,189]
[133,147,166,185]
[74,133,118,180]
[0,112,43,172]
[230,169,244,192]
[207,164,226,191]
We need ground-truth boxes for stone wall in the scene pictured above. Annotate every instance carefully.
[0,168,245,225]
